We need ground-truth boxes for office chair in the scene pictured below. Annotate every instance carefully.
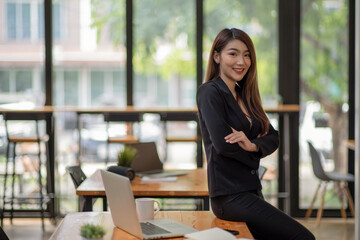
[258,165,267,180]
[65,166,107,211]
[305,141,355,226]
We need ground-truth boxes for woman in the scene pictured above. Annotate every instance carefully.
[197,28,315,240]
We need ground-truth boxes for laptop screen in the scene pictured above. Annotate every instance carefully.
[127,142,164,173]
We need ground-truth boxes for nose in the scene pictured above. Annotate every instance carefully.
[237,56,245,65]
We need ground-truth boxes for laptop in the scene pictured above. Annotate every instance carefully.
[126,142,188,177]
[100,170,198,239]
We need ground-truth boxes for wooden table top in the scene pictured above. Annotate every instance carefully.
[0,104,300,114]
[69,104,300,114]
[49,211,254,240]
[0,106,55,113]
[76,168,209,197]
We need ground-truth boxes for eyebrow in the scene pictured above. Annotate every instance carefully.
[226,48,250,53]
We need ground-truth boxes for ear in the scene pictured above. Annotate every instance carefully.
[213,51,220,64]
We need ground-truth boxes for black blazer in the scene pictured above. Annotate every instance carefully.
[197,77,279,197]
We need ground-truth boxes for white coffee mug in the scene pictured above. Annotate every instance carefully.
[135,198,161,221]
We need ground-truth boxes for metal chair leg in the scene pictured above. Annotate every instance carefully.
[37,140,44,231]
[10,143,17,224]
[1,142,11,226]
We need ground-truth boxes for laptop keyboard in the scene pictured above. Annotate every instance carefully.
[140,222,171,235]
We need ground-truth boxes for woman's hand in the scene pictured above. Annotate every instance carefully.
[224,127,259,152]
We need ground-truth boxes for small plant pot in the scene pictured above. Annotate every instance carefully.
[82,237,104,240]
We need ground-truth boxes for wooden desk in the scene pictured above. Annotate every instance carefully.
[76,168,209,211]
[49,211,254,240]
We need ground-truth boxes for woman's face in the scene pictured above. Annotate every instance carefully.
[214,39,251,84]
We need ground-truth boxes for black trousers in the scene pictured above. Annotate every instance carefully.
[211,190,315,240]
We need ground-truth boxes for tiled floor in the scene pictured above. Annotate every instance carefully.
[1,218,56,240]
[1,217,355,240]
[298,218,354,240]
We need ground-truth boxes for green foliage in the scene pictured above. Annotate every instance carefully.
[90,0,348,106]
[80,224,106,239]
[117,146,138,167]
[91,0,126,48]
[203,0,278,98]
[301,0,349,104]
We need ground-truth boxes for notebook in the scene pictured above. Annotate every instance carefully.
[100,170,198,239]
[126,142,188,177]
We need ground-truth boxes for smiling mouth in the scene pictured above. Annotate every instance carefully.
[233,68,245,74]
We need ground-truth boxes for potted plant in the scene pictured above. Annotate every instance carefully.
[117,145,138,167]
[80,223,106,240]
[107,146,137,181]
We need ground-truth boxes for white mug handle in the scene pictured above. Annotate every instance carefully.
[154,200,160,216]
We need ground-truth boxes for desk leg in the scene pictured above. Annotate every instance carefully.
[77,113,82,165]
[80,196,93,212]
[102,197,107,211]
[277,113,291,215]
[196,125,203,168]
[283,114,290,215]
[203,197,210,211]
[46,114,56,219]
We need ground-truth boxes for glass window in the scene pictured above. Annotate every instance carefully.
[6,3,16,39]
[15,70,32,92]
[53,0,126,108]
[90,71,105,105]
[64,71,79,106]
[38,3,44,39]
[38,2,62,40]
[299,0,349,209]
[1,1,45,106]
[52,3,61,39]
[113,70,126,107]
[22,3,31,39]
[133,0,196,107]
[0,71,10,93]
[6,2,34,40]
[204,0,278,102]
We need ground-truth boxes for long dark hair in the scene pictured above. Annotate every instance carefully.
[205,28,269,135]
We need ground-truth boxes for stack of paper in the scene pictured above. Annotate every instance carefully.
[140,176,178,182]
[185,227,240,240]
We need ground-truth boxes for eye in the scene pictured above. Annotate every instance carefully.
[244,53,251,58]
[229,52,237,56]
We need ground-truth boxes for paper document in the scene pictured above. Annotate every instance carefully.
[185,227,237,240]
[141,176,178,182]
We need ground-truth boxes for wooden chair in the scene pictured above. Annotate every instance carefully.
[104,112,143,164]
[305,141,355,226]
[1,112,52,230]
